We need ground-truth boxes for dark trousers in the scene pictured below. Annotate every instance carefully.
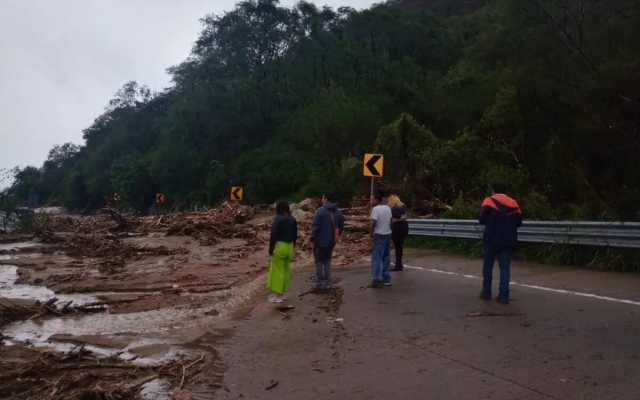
[314,246,334,289]
[392,221,409,267]
[481,242,512,299]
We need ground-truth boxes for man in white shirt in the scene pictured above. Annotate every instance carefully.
[370,191,393,288]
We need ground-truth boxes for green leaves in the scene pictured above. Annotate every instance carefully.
[13,0,640,220]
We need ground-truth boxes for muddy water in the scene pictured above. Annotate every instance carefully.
[2,249,269,360]
[0,265,97,303]
[141,379,173,400]
[1,239,271,398]
[0,241,41,252]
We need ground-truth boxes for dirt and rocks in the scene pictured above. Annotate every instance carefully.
[0,199,372,399]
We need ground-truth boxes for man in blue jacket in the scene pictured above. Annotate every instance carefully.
[478,183,523,304]
[311,193,345,293]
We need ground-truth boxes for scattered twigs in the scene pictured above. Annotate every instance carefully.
[0,344,207,400]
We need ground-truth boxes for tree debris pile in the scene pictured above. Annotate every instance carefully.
[150,202,257,243]
[27,297,108,320]
[0,346,206,400]
[35,229,189,259]
[33,209,140,235]
[32,202,257,245]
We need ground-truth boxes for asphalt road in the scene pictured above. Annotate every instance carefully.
[218,250,640,400]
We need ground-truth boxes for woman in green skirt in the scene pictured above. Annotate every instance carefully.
[267,201,298,303]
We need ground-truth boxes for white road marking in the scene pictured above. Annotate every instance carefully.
[402,264,640,307]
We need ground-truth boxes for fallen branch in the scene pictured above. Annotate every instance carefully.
[465,310,526,317]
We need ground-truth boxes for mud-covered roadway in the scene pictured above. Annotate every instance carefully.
[0,200,371,400]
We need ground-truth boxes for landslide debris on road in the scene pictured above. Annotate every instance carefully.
[0,199,372,400]
[4,202,270,316]
[2,199,371,316]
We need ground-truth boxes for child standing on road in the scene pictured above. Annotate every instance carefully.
[267,201,298,303]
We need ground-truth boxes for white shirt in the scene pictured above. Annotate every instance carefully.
[371,205,392,235]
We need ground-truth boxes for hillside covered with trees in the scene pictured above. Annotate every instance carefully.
[3,0,640,220]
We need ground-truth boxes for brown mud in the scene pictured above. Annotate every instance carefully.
[0,200,371,399]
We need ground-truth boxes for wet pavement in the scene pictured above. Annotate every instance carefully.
[220,251,640,400]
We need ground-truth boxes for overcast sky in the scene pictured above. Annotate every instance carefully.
[0,0,377,179]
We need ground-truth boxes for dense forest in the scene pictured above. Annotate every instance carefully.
[3,0,640,220]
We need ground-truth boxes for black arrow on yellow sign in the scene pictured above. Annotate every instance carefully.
[363,154,384,177]
[155,193,165,203]
[231,187,243,201]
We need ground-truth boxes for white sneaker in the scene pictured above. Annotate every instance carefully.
[269,296,283,303]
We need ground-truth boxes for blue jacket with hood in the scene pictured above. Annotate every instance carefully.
[311,202,345,248]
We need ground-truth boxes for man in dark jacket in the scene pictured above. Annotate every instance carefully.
[478,183,523,304]
[311,193,345,293]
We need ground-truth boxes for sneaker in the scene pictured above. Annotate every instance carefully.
[269,295,284,303]
[384,282,392,286]
[391,266,403,271]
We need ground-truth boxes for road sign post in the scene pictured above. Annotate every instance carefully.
[363,153,384,202]
[230,187,243,201]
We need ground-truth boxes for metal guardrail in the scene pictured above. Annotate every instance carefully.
[407,219,640,249]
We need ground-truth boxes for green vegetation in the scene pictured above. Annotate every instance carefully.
[3,0,640,225]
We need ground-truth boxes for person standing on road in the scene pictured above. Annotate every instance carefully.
[388,194,409,271]
[370,191,393,288]
[311,193,345,293]
[267,201,298,303]
[478,183,523,304]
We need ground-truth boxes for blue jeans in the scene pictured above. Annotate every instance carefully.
[371,234,391,283]
[314,246,333,290]
[482,242,512,299]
